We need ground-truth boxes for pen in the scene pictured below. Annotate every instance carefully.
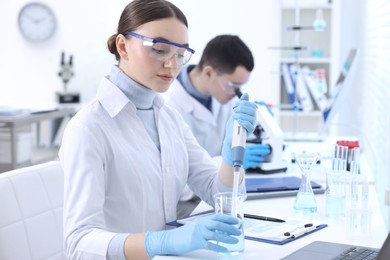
[284,224,316,238]
[244,213,286,223]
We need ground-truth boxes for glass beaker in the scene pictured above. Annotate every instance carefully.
[325,144,348,218]
[214,192,245,255]
[293,153,319,214]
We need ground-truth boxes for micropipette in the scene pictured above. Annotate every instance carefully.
[231,91,247,217]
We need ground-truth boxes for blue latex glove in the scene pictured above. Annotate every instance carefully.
[255,101,273,116]
[222,93,257,166]
[144,214,241,258]
[243,144,271,170]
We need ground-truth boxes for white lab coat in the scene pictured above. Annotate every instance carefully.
[165,80,237,202]
[59,77,239,259]
[165,79,235,157]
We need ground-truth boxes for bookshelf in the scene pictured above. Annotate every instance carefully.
[277,0,338,134]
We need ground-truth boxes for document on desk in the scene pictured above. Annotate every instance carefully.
[167,212,327,245]
[243,217,327,245]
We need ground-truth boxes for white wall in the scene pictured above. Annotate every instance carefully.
[0,0,279,109]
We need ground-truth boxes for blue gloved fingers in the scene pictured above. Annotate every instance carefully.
[208,221,241,237]
[234,94,258,134]
[222,92,257,166]
[237,92,249,102]
[246,144,271,155]
[233,106,257,126]
[246,154,267,163]
[211,213,240,225]
[244,144,271,170]
[233,116,257,134]
[145,213,243,257]
[201,228,239,245]
[244,154,266,170]
[234,99,258,112]
[203,215,241,236]
[234,101,257,117]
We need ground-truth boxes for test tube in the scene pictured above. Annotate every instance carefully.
[331,144,348,171]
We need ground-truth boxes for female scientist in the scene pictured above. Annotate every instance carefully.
[59,0,257,259]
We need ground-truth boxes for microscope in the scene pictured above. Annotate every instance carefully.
[236,89,288,173]
[57,51,79,104]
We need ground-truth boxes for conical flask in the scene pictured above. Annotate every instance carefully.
[293,153,319,214]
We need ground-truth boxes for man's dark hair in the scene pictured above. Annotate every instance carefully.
[197,35,254,74]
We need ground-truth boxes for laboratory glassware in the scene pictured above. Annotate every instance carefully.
[325,144,348,217]
[293,152,319,214]
[214,192,245,255]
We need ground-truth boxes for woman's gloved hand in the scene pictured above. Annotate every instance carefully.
[222,93,257,166]
[243,144,271,170]
[144,214,241,258]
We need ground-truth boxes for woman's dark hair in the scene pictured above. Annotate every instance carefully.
[197,35,254,74]
[107,0,188,60]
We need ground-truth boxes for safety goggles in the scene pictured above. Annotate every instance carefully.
[124,32,195,66]
[218,76,246,95]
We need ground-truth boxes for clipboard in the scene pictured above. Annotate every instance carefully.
[166,211,327,245]
[245,176,325,200]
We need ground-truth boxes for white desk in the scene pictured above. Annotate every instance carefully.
[157,142,387,259]
[0,108,75,172]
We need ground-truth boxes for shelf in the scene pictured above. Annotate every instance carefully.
[281,57,331,64]
[277,0,335,133]
[280,0,332,9]
[279,110,323,117]
[281,5,332,10]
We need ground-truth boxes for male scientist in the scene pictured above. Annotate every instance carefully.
[165,35,271,213]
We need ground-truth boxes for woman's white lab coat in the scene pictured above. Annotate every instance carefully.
[165,79,235,157]
[59,77,242,259]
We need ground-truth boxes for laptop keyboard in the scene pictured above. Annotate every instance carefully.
[333,247,379,260]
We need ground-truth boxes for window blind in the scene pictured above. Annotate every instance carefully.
[361,0,390,229]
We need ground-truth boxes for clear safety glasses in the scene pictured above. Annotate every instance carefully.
[124,32,195,66]
[218,76,246,95]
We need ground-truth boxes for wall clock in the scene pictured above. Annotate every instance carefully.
[18,2,57,42]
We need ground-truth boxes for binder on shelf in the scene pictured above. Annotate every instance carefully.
[281,63,296,106]
[301,66,328,111]
[290,64,314,111]
[167,211,327,245]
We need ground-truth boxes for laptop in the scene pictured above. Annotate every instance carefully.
[245,176,325,200]
[282,232,390,260]
[284,49,359,142]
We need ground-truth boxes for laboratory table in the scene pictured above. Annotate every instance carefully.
[156,142,387,259]
[0,108,75,172]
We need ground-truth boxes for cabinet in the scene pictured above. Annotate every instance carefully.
[276,0,337,134]
[0,108,75,173]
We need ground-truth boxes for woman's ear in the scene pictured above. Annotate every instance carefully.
[116,34,128,60]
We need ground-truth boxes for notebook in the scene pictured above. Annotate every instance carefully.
[284,49,359,142]
[282,232,390,260]
[245,176,325,200]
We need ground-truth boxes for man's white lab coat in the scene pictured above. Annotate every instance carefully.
[165,79,235,157]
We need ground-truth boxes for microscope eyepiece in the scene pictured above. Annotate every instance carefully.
[235,88,243,98]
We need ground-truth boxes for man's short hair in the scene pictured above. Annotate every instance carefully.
[197,35,254,74]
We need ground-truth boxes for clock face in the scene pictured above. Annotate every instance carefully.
[18,2,57,42]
